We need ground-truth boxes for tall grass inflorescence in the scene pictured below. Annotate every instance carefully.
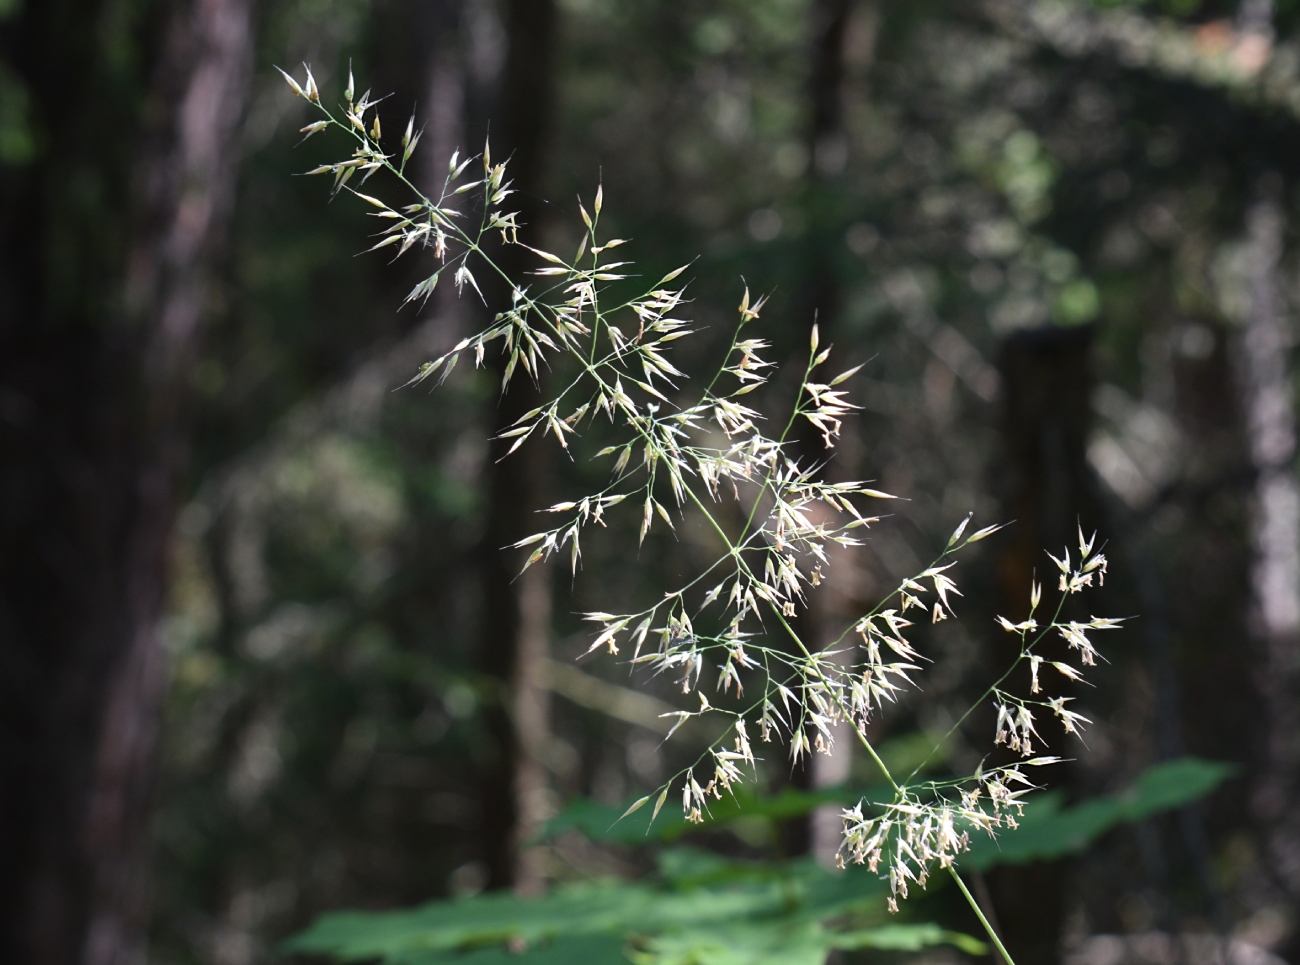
[280,64,1121,964]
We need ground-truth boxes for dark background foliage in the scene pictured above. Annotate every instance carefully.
[2,0,1300,963]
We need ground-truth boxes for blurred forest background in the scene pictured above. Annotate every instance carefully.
[5,0,1300,964]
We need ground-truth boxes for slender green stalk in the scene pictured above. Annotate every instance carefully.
[949,866,1016,965]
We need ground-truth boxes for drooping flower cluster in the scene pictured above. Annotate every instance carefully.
[281,66,1121,920]
[832,528,1118,908]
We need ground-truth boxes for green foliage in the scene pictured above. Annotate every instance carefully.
[964,757,1236,870]
[149,0,1280,956]
[537,782,889,846]
[541,756,1231,854]
[283,849,981,965]
[538,733,945,845]
[0,61,34,165]
[285,758,1229,964]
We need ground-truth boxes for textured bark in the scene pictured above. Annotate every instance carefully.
[0,0,250,961]
[422,3,469,202]
[991,325,1098,965]
[785,0,855,858]
[476,0,558,893]
[1237,182,1300,904]
[800,0,879,865]
[799,0,855,340]
[997,325,1099,619]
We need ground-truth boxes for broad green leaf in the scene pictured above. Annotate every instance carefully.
[284,856,950,965]
[285,759,1230,965]
[965,757,1235,870]
[388,934,628,964]
[536,783,887,846]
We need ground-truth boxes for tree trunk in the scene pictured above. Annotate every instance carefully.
[782,0,854,862]
[991,324,1098,965]
[476,0,558,894]
[1237,180,1300,914]
[0,0,251,961]
[799,0,883,865]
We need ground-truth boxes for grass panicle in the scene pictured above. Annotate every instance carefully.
[281,66,1122,963]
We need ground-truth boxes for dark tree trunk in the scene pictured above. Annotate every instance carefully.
[989,324,1099,965]
[798,0,855,361]
[0,0,251,961]
[476,0,558,893]
[790,0,866,864]
[997,325,1099,618]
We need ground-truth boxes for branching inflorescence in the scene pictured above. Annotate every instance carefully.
[281,65,1122,960]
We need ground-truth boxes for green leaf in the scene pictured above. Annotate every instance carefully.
[965,757,1235,870]
[637,918,976,965]
[537,734,944,846]
[282,880,662,961]
[283,854,963,965]
[283,759,1231,965]
[832,923,987,956]
[381,933,628,964]
[536,783,888,846]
